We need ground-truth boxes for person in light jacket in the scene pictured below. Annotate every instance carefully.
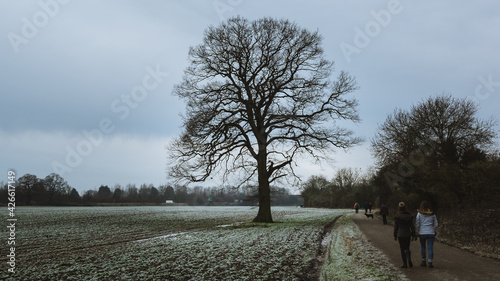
[415,201,439,268]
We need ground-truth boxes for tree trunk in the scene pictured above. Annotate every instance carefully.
[253,146,273,223]
[48,189,54,204]
[253,180,273,222]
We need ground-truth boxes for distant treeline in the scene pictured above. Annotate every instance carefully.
[301,153,500,212]
[0,173,303,206]
[300,168,376,209]
[300,152,500,213]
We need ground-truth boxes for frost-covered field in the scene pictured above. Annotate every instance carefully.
[2,206,350,280]
[320,214,408,281]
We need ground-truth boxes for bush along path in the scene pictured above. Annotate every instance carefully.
[351,212,500,281]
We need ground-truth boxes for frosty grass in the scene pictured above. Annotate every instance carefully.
[2,206,405,280]
[320,214,409,281]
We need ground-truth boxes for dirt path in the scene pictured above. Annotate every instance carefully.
[352,212,500,281]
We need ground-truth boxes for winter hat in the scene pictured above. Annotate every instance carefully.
[398,202,406,211]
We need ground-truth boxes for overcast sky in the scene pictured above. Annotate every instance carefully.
[1,0,499,194]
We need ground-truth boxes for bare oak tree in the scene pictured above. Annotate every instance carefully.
[18,173,42,205]
[371,95,497,168]
[168,17,361,222]
[44,173,70,204]
[371,95,498,206]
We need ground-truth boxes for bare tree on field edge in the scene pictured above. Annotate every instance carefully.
[167,17,362,223]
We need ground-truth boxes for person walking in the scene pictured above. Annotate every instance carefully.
[380,202,389,225]
[353,202,360,213]
[415,200,438,268]
[393,202,416,268]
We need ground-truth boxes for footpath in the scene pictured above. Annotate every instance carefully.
[351,212,500,281]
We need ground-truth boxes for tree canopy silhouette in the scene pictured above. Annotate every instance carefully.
[371,95,497,169]
[168,17,361,222]
[371,94,498,208]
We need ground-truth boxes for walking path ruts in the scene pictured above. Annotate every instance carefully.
[351,212,500,281]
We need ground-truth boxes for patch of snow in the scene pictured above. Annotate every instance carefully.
[134,232,196,243]
[215,222,244,228]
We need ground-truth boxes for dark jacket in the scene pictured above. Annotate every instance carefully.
[380,205,389,215]
[394,212,415,238]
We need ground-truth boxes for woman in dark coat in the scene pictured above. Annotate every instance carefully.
[393,202,416,268]
[380,202,389,225]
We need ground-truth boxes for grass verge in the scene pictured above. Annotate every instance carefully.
[319,214,409,281]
